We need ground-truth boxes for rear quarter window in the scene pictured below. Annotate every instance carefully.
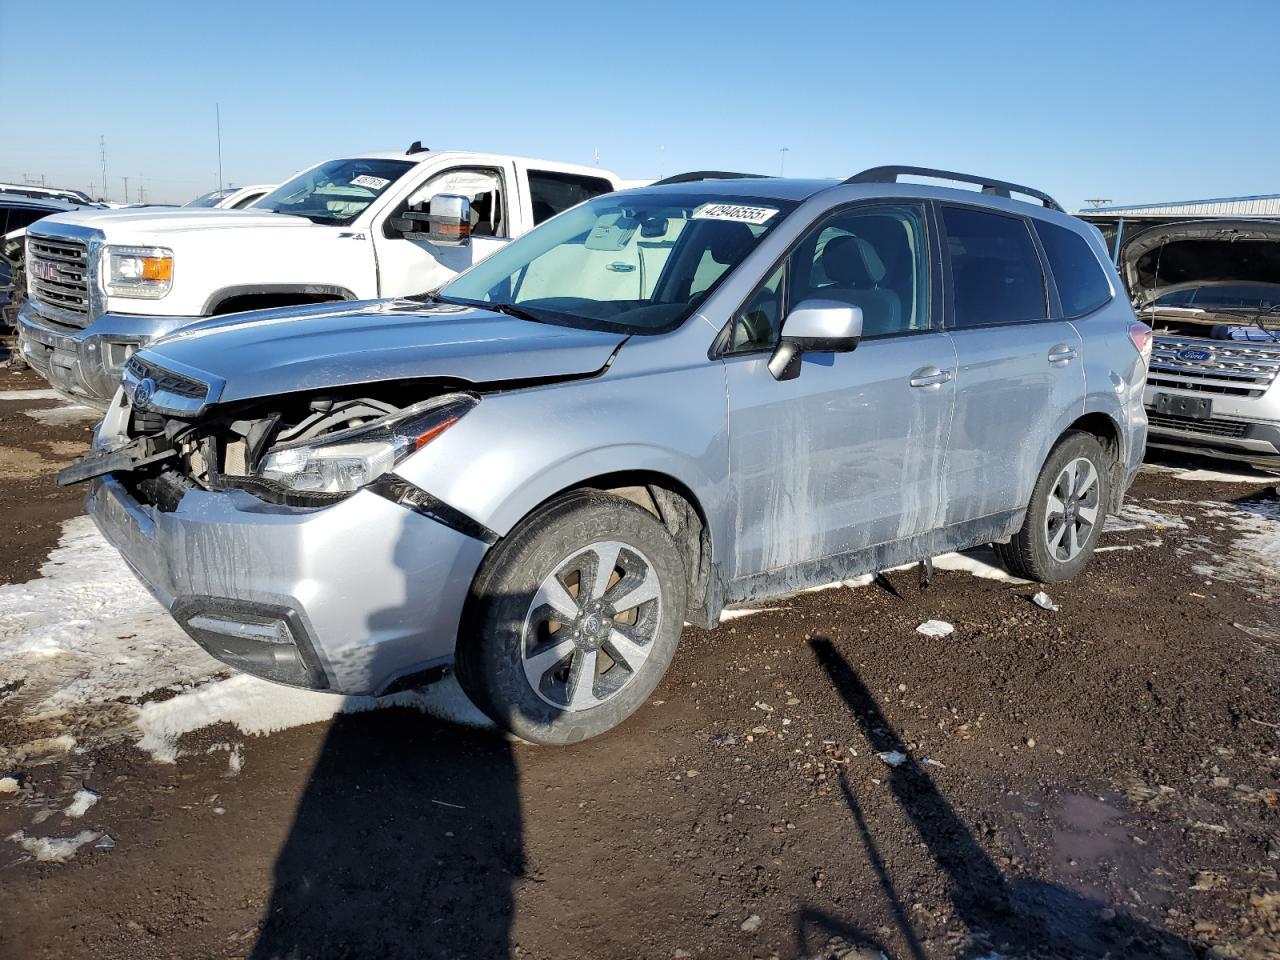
[1035,220,1113,318]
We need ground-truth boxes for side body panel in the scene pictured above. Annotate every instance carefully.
[723,333,957,579]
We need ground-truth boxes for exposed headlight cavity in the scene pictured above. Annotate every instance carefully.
[257,393,476,494]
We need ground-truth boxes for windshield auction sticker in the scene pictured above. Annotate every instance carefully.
[692,203,779,225]
[351,175,392,190]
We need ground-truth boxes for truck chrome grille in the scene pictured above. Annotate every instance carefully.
[27,234,92,327]
[1149,335,1280,397]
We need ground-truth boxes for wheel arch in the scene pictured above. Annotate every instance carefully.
[505,468,720,629]
[204,283,357,316]
[1063,411,1127,512]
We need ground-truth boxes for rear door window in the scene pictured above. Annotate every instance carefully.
[528,170,616,224]
[1034,220,1113,317]
[942,206,1047,327]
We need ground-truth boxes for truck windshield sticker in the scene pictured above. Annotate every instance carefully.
[692,203,778,225]
[351,175,392,191]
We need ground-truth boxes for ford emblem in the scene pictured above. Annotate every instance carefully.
[1176,347,1212,363]
[133,377,157,409]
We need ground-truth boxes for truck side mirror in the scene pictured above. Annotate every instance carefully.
[767,299,863,381]
[386,193,472,247]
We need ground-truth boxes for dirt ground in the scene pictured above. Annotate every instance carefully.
[0,378,1277,960]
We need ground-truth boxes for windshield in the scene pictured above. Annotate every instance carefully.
[185,188,237,208]
[1153,282,1280,311]
[255,158,415,226]
[438,193,795,334]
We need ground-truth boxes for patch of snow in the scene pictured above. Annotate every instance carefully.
[23,405,98,426]
[1095,539,1163,553]
[1,517,491,764]
[64,788,98,818]
[1144,461,1277,484]
[931,548,1027,584]
[0,776,20,793]
[0,389,61,401]
[136,671,492,762]
[1105,502,1190,533]
[8,829,100,863]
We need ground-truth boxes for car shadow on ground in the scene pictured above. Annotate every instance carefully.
[798,637,1196,960]
[248,708,522,960]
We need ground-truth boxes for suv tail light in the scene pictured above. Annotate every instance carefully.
[1128,321,1153,364]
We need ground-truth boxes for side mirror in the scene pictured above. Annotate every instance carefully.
[386,193,472,246]
[767,299,863,381]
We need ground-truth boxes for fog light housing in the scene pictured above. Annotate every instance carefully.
[171,598,328,689]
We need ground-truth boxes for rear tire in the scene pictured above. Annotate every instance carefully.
[995,431,1111,583]
[456,491,686,745]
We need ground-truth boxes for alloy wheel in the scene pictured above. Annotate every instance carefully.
[1043,456,1101,562]
[520,541,663,712]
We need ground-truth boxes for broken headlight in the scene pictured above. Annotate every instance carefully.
[257,393,476,494]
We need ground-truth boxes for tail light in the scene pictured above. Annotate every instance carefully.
[1128,321,1153,364]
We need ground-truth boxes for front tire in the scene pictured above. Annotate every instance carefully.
[456,491,686,745]
[995,431,1111,583]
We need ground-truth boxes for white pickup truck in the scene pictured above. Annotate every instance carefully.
[18,146,622,407]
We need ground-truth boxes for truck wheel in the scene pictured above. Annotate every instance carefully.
[456,491,686,745]
[995,431,1111,583]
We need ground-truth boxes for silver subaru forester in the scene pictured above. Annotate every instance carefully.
[64,166,1150,744]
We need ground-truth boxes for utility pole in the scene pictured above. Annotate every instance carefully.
[99,135,108,201]
[779,147,790,176]
[216,103,224,191]
[123,176,129,204]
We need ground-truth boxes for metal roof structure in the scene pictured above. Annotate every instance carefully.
[1076,194,1280,218]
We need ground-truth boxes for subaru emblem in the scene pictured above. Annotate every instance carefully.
[1176,347,1212,363]
[133,377,157,409]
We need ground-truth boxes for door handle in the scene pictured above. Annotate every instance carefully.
[909,366,953,389]
[1048,344,1078,364]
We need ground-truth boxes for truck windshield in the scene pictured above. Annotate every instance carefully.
[185,188,238,208]
[255,158,415,226]
[437,192,795,334]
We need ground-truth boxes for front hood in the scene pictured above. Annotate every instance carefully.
[139,299,628,406]
[1121,218,1280,306]
[31,207,323,238]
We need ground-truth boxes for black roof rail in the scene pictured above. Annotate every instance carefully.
[845,165,1063,212]
[651,170,766,186]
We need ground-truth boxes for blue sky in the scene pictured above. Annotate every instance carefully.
[2,0,1275,209]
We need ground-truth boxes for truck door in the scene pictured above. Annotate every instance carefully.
[372,163,515,297]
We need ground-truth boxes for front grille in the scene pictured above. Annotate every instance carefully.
[1147,412,1249,439]
[1150,335,1280,397]
[125,355,208,401]
[27,234,91,327]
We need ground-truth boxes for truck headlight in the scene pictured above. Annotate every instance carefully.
[105,245,174,299]
[257,393,477,494]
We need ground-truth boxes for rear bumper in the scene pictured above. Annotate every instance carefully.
[17,301,194,409]
[87,474,490,695]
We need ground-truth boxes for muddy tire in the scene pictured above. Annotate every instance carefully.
[995,431,1111,583]
[456,490,686,745]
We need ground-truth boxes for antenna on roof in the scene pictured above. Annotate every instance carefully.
[406,141,428,155]
[1085,198,1112,208]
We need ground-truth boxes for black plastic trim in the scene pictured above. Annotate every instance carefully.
[170,596,330,691]
[367,475,498,543]
[847,165,1063,212]
[652,171,766,186]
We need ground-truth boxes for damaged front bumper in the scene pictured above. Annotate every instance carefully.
[87,473,490,695]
